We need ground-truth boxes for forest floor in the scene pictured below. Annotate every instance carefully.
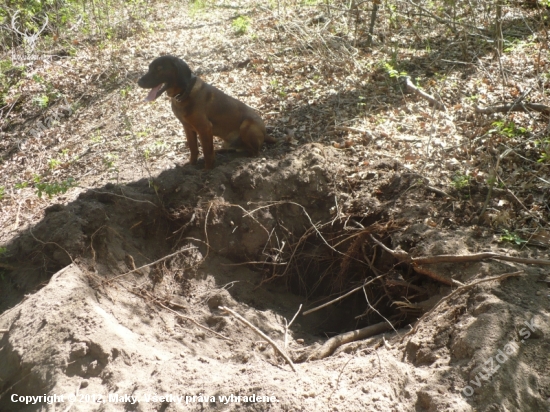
[1,1,550,411]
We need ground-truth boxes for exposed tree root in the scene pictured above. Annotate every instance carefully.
[305,322,393,361]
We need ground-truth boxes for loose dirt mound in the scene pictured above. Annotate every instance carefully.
[1,146,549,411]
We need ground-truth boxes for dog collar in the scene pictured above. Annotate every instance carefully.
[173,76,198,102]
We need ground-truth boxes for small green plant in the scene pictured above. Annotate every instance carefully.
[144,141,168,158]
[269,79,287,98]
[34,176,76,198]
[535,138,550,163]
[0,246,6,256]
[451,173,470,190]
[90,130,103,144]
[388,3,398,27]
[490,120,528,138]
[232,16,251,35]
[48,158,61,170]
[0,186,4,200]
[33,74,45,83]
[137,129,150,138]
[33,94,49,108]
[499,229,527,246]
[189,0,208,16]
[120,85,131,98]
[383,62,407,79]
[15,182,28,189]
[103,153,119,169]
[0,60,13,72]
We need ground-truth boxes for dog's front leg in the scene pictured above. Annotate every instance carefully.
[182,122,199,165]
[197,125,215,169]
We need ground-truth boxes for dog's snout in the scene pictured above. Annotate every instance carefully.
[137,74,148,88]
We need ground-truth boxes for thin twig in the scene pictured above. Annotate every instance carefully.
[328,353,357,403]
[425,185,453,198]
[0,372,31,401]
[475,102,550,115]
[478,149,508,222]
[108,247,196,282]
[221,261,288,266]
[219,305,297,372]
[156,300,232,341]
[362,285,399,335]
[85,189,158,207]
[303,273,386,316]
[284,304,302,349]
[204,203,213,261]
[29,227,74,264]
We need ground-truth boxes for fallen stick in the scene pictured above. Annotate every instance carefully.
[219,306,297,372]
[475,103,550,115]
[284,304,302,349]
[370,235,550,266]
[400,76,446,111]
[307,322,393,361]
[0,329,8,333]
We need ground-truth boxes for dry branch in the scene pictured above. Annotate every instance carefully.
[370,235,550,266]
[219,306,297,372]
[475,103,550,115]
[0,329,8,333]
[284,304,302,349]
[307,322,392,361]
[400,76,446,111]
[425,185,453,198]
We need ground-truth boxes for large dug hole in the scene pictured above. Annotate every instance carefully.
[143,144,445,336]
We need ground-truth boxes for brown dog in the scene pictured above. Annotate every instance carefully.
[138,55,273,169]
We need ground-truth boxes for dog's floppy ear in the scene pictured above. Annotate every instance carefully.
[171,57,193,91]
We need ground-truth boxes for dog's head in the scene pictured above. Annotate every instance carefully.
[138,55,193,101]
